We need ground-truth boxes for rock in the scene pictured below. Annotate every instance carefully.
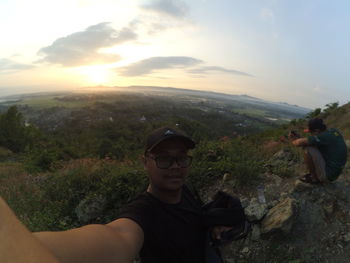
[75,194,106,224]
[223,173,230,182]
[273,149,289,160]
[244,198,268,221]
[251,224,261,241]
[293,179,314,192]
[266,173,283,186]
[226,180,236,187]
[344,233,350,243]
[240,197,250,208]
[268,200,279,209]
[345,139,350,150]
[288,160,296,166]
[323,182,350,201]
[279,192,289,200]
[261,198,297,235]
[323,203,334,215]
[241,247,249,254]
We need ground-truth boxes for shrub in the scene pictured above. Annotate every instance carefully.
[189,138,264,189]
[0,146,13,161]
[1,158,148,231]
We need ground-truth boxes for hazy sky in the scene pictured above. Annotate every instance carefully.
[1,0,349,108]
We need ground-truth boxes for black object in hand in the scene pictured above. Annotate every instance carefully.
[289,130,300,139]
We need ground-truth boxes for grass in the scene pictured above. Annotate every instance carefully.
[14,96,92,109]
[0,135,268,231]
[0,93,124,109]
[0,158,148,231]
[189,138,265,189]
[1,92,161,109]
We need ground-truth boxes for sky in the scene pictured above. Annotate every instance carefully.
[0,0,349,108]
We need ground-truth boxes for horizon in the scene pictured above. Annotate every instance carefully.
[0,85,312,110]
[1,0,349,109]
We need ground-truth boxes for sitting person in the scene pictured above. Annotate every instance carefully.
[290,118,347,184]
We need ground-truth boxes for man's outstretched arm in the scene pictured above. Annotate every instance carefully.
[0,197,59,263]
[34,218,144,263]
[1,197,144,263]
[292,138,310,147]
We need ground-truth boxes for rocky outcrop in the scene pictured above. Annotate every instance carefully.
[345,139,350,150]
[75,194,106,224]
[219,171,350,263]
[261,197,297,235]
[244,198,268,222]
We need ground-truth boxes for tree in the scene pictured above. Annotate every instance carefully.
[0,106,38,152]
[306,108,322,119]
[323,102,339,115]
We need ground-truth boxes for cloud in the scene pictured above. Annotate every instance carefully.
[118,56,202,76]
[117,57,252,78]
[140,0,189,18]
[260,8,275,21]
[38,22,137,67]
[313,84,326,93]
[188,66,253,77]
[0,58,35,74]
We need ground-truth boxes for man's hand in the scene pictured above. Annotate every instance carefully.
[288,130,310,147]
[292,138,309,147]
[211,226,233,240]
[288,130,300,140]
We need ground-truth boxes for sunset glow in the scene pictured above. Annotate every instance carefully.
[1,0,350,108]
[76,66,113,86]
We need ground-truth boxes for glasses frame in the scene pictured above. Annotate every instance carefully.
[146,154,193,169]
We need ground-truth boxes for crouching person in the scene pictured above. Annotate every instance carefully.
[290,118,347,184]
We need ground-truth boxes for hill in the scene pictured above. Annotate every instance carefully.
[0,86,310,122]
[213,101,350,263]
[0,90,348,262]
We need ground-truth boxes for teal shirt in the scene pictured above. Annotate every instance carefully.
[307,128,348,181]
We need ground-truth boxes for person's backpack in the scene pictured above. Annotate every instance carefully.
[184,186,251,244]
[183,186,251,262]
[203,191,251,245]
[202,191,251,263]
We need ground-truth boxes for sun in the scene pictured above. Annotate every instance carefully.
[76,65,112,85]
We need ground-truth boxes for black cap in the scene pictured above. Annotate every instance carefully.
[307,118,326,132]
[145,127,195,153]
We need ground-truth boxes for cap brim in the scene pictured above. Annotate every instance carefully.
[147,135,195,153]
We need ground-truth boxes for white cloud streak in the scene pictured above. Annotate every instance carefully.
[0,58,35,74]
[38,22,137,67]
[118,56,203,76]
[140,0,189,18]
[188,66,253,77]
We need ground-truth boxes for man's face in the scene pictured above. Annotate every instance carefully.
[144,138,190,192]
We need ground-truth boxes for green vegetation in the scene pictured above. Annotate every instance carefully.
[231,108,268,118]
[190,139,265,188]
[0,106,39,152]
[0,94,348,234]
[0,159,147,231]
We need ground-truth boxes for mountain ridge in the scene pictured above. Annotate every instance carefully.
[0,85,311,113]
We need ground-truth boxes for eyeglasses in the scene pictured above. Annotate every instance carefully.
[147,155,193,169]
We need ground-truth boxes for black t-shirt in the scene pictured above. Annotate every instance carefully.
[117,187,206,263]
